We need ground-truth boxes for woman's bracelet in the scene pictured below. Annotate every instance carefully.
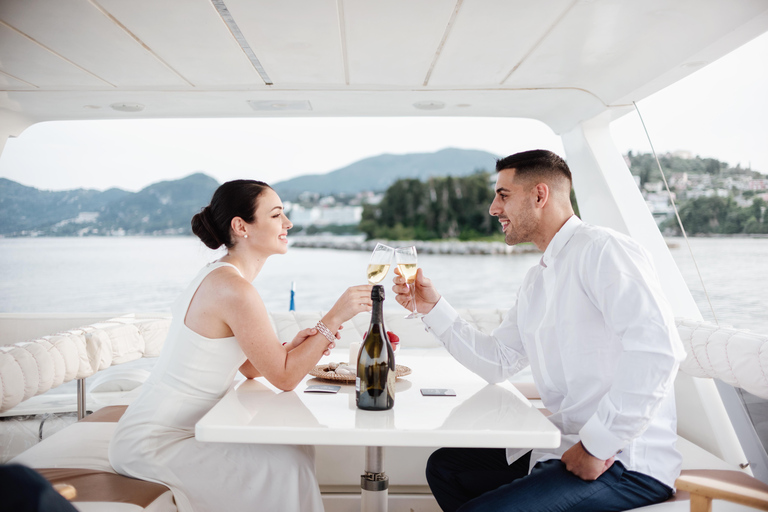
[316,321,336,344]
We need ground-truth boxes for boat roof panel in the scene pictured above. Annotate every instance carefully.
[98,0,265,87]
[427,0,576,87]
[1,0,766,134]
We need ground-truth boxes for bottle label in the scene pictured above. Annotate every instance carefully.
[387,370,396,401]
[355,376,360,392]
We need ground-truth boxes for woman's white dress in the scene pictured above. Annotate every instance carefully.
[109,262,324,512]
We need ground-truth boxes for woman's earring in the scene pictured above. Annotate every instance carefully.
[244,234,248,239]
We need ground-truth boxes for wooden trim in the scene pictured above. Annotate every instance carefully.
[78,405,128,423]
[689,494,712,512]
[676,470,768,511]
[37,468,170,507]
[512,382,540,400]
[53,483,77,501]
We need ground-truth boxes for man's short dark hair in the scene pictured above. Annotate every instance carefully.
[495,149,572,187]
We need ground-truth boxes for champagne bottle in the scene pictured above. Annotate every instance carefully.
[356,285,396,410]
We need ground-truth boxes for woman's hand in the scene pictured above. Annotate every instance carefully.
[285,327,336,356]
[323,285,373,330]
[286,327,318,350]
[393,267,441,315]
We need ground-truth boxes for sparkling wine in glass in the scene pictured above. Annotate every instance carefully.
[367,243,394,285]
[395,246,422,319]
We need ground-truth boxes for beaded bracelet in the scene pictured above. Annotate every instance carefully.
[315,321,336,344]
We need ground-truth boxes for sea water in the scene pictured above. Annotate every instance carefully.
[0,236,766,335]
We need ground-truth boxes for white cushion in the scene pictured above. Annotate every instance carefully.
[22,341,56,395]
[87,323,144,365]
[265,309,505,349]
[134,318,171,358]
[0,345,39,402]
[631,500,757,511]
[73,493,177,512]
[0,348,25,412]
[45,335,82,383]
[85,327,114,370]
[677,318,768,399]
[11,422,116,472]
[0,315,172,413]
[42,339,66,390]
[51,331,94,380]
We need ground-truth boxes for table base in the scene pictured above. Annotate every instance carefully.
[361,446,388,512]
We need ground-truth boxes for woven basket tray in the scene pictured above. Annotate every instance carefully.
[309,363,411,383]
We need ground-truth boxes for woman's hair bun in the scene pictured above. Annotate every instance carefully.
[191,206,224,249]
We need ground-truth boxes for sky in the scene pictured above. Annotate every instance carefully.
[0,32,766,193]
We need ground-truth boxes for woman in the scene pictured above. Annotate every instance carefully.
[109,180,372,512]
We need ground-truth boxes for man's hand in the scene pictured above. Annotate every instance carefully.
[392,267,441,315]
[561,442,615,481]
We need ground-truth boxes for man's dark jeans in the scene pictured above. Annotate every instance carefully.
[426,448,673,512]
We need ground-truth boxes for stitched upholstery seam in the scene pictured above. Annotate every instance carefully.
[722,330,739,387]
[687,323,708,377]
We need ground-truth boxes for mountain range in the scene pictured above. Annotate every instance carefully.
[271,148,497,200]
[0,148,498,236]
[0,173,219,236]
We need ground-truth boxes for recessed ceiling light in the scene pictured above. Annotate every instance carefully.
[110,103,144,112]
[413,101,446,110]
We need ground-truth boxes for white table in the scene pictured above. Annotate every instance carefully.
[196,349,560,511]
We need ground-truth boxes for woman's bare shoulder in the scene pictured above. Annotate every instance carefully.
[199,267,273,342]
[206,268,271,323]
[202,266,259,303]
[185,265,269,337]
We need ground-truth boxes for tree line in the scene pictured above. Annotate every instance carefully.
[359,172,498,241]
[663,196,768,235]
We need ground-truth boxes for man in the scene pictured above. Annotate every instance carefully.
[392,149,685,512]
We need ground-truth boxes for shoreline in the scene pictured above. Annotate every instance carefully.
[666,233,768,239]
[288,235,709,254]
[289,235,540,255]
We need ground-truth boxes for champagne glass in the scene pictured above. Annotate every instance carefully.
[367,243,394,285]
[395,246,422,319]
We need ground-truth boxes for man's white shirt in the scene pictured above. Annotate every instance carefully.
[422,215,686,488]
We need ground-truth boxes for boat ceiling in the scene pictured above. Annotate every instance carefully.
[1,0,767,134]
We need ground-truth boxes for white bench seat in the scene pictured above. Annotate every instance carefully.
[4,311,768,511]
[12,406,176,512]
